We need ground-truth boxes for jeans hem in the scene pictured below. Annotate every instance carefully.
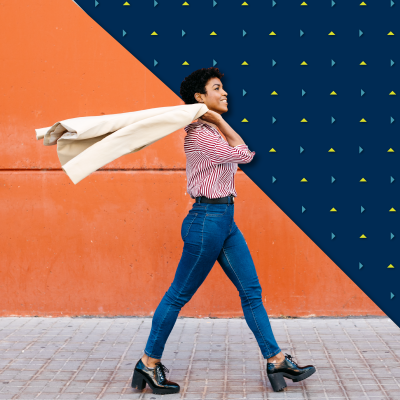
[144,349,162,359]
[264,348,282,359]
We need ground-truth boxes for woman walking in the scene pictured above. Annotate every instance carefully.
[131,67,315,394]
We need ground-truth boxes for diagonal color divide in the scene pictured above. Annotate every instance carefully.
[72,0,399,327]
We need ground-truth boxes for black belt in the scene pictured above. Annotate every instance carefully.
[195,195,235,204]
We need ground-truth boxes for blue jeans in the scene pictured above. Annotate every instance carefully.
[144,200,281,360]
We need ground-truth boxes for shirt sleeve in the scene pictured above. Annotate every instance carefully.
[193,127,255,165]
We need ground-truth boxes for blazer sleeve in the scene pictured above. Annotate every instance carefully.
[193,126,255,164]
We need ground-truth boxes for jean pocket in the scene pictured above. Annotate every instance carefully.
[192,203,207,209]
[206,204,229,217]
[181,213,198,240]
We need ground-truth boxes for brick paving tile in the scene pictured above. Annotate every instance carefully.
[0,317,398,399]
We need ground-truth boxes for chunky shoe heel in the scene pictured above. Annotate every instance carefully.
[131,370,146,390]
[267,372,287,392]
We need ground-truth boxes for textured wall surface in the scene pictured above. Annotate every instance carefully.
[0,0,384,317]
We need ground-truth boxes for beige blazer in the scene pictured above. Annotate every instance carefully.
[35,103,209,185]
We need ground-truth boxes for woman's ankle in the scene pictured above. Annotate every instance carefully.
[267,351,285,363]
[141,355,161,368]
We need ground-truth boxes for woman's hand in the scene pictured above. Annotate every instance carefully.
[198,110,223,126]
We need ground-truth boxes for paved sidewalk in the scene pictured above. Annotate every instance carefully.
[0,317,399,400]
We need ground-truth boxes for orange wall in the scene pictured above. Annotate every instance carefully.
[0,0,385,317]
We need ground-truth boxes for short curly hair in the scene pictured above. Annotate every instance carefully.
[180,67,225,105]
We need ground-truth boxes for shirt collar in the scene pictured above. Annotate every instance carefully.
[190,119,219,130]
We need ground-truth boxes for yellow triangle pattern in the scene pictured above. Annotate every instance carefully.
[301,2,308,5]
[182,1,189,5]
[360,2,367,5]
[242,2,249,5]
[388,148,395,152]
[123,1,130,5]
[152,13,394,247]
[388,264,395,268]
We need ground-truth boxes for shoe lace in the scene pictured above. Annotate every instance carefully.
[155,361,169,380]
[285,353,297,364]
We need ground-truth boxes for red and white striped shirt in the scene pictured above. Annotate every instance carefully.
[183,120,255,199]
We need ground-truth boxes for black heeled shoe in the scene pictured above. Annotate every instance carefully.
[267,353,316,392]
[131,358,180,395]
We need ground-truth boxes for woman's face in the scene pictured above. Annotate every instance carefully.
[194,77,228,115]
